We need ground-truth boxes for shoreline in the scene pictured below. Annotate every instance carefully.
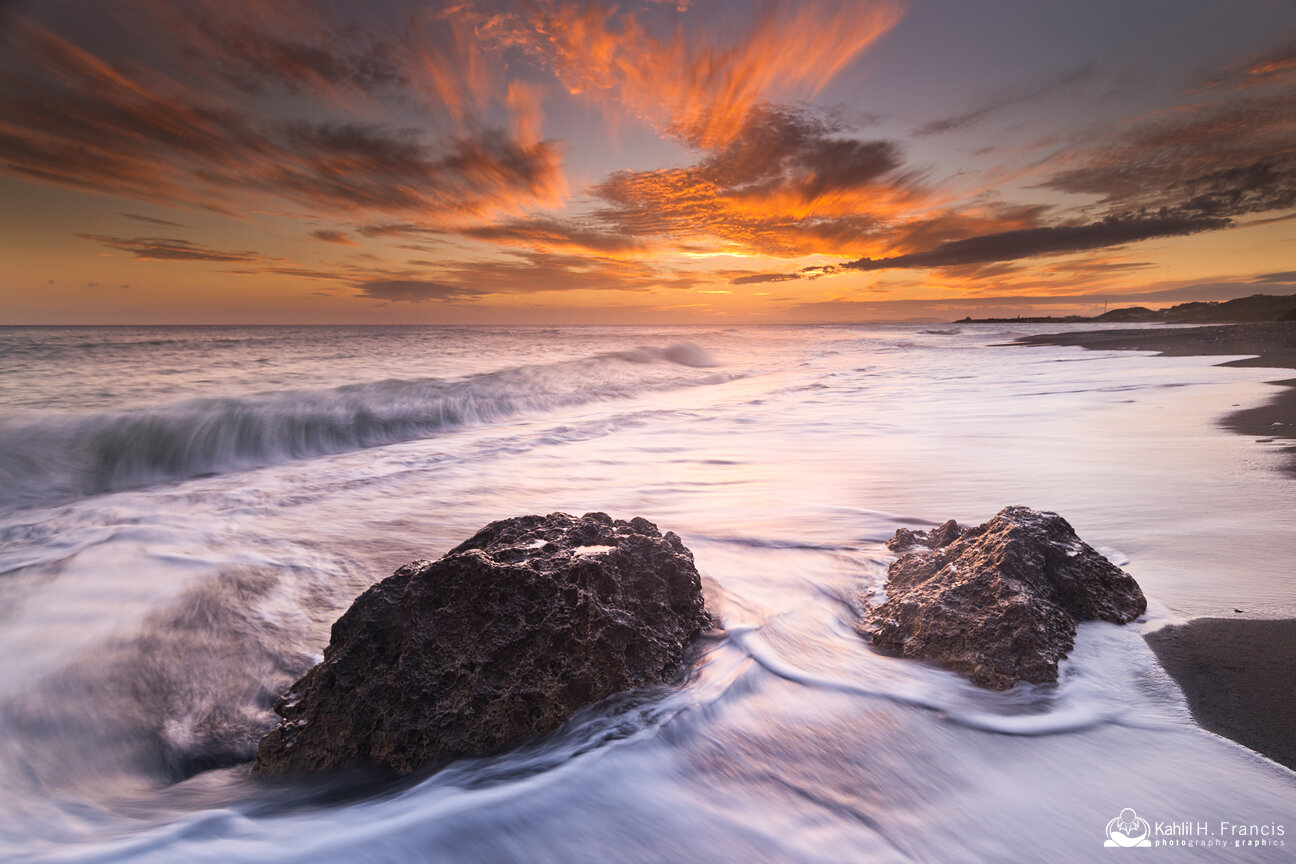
[1016,322,1296,475]
[1018,322,1296,774]
[1146,620,1296,772]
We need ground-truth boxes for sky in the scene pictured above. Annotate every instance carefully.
[0,0,1294,324]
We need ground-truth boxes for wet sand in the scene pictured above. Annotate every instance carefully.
[1018,322,1296,473]
[1019,322,1296,774]
[1146,620,1296,772]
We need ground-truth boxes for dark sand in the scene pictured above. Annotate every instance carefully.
[1146,620,1296,772]
[1019,323,1296,773]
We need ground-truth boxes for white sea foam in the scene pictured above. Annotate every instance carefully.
[1,323,1292,863]
[0,340,737,509]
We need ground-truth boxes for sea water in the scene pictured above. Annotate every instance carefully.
[0,324,1292,863]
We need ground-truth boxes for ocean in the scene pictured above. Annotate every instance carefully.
[0,324,1293,862]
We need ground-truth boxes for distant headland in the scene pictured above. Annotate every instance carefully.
[958,292,1296,324]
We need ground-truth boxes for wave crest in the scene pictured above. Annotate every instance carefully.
[0,344,729,508]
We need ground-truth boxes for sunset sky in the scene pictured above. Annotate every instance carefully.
[1,0,1294,324]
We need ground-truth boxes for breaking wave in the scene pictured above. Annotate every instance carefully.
[0,343,730,508]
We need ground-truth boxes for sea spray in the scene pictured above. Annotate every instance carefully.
[0,342,734,508]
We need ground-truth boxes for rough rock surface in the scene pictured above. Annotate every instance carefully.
[254,512,709,776]
[864,506,1146,689]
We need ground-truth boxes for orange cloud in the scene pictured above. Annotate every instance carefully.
[0,10,565,224]
[589,105,925,257]
[516,0,904,146]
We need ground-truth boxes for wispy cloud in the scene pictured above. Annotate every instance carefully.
[460,217,643,254]
[1196,35,1296,94]
[914,65,1095,137]
[842,213,1228,271]
[730,272,803,285]
[308,229,356,245]
[150,0,407,99]
[732,34,1296,286]
[1044,92,1296,219]
[353,278,484,303]
[120,212,189,228]
[502,0,904,146]
[0,10,565,223]
[77,234,260,262]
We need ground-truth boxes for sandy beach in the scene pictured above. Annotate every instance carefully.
[1021,322,1296,774]
[1146,619,1296,772]
[1017,322,1296,472]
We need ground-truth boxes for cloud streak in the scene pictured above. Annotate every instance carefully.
[309,229,356,245]
[0,10,565,224]
[460,218,643,254]
[508,0,904,146]
[77,234,260,262]
[354,278,484,303]
[914,64,1094,137]
[120,212,189,228]
[1044,92,1296,219]
[842,213,1229,271]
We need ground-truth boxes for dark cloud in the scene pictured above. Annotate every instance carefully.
[76,234,259,262]
[176,5,406,97]
[1176,160,1296,218]
[591,105,909,256]
[914,64,1095,137]
[699,105,901,196]
[308,229,355,245]
[844,213,1228,272]
[0,12,564,222]
[120,212,188,228]
[764,43,1296,285]
[250,123,562,215]
[1256,271,1296,283]
[356,222,446,239]
[50,1,438,105]
[1045,95,1296,219]
[353,279,484,303]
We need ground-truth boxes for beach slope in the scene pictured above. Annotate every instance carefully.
[1019,322,1296,772]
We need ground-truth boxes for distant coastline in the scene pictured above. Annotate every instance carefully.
[957,291,1296,325]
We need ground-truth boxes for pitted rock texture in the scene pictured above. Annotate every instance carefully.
[864,506,1146,689]
[886,519,962,552]
[254,512,709,776]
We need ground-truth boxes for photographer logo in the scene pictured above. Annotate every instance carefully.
[1106,808,1152,848]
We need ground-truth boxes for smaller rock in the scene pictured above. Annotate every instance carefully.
[864,506,1146,689]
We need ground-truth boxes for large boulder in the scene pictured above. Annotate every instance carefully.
[254,512,710,776]
[863,506,1146,689]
